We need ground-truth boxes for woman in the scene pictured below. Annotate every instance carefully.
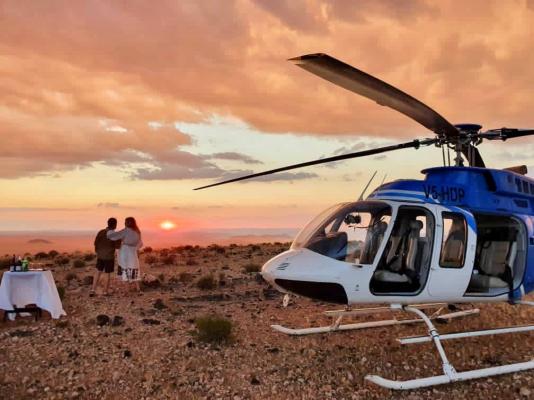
[107,217,143,291]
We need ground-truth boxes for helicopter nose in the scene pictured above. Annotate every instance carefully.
[260,251,294,285]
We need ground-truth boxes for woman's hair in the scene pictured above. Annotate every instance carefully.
[125,217,141,234]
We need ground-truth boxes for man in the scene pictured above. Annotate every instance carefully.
[90,218,119,296]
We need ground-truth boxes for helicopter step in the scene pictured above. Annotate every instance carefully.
[365,303,534,390]
[271,303,479,336]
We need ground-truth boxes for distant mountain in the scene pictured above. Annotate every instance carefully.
[27,238,52,244]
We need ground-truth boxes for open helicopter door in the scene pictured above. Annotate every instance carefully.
[426,206,477,299]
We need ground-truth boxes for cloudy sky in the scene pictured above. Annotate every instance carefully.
[1,0,533,232]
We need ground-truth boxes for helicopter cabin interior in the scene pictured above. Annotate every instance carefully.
[370,206,434,294]
[465,214,527,296]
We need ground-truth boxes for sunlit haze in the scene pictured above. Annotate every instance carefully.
[1,1,533,251]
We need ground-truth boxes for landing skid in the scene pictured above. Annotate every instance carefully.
[271,303,478,336]
[365,303,534,390]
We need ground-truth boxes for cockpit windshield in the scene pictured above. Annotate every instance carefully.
[291,201,392,264]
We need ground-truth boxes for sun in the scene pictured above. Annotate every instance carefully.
[159,220,176,231]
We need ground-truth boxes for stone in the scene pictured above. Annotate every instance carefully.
[111,316,124,326]
[142,274,161,289]
[95,315,110,326]
[153,299,166,310]
[141,318,161,325]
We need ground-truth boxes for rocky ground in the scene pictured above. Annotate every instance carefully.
[0,243,533,400]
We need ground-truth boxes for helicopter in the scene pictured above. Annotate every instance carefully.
[195,53,534,390]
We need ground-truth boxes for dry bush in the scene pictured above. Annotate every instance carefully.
[65,272,77,281]
[143,246,153,253]
[0,257,12,269]
[55,256,70,266]
[83,253,96,262]
[194,315,233,344]
[186,258,198,266]
[243,263,261,273]
[48,250,59,258]
[34,251,49,260]
[161,254,177,265]
[145,254,158,265]
[178,272,193,283]
[209,244,225,254]
[196,274,216,290]
[73,259,86,268]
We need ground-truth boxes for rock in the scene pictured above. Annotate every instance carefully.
[520,387,531,397]
[55,320,69,329]
[111,316,124,327]
[153,299,166,310]
[96,315,110,326]
[250,376,260,385]
[142,274,161,288]
[9,330,33,337]
[141,318,161,325]
[123,350,132,358]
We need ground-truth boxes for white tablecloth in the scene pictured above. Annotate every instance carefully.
[0,271,66,319]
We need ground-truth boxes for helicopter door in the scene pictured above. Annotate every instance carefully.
[427,207,476,298]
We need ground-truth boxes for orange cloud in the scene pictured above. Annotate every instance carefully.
[1,0,533,179]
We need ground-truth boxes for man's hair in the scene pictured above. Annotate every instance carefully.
[107,218,117,228]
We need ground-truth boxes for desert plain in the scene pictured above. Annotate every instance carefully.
[0,243,533,400]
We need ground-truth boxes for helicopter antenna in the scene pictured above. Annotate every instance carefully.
[358,170,377,201]
[380,173,387,185]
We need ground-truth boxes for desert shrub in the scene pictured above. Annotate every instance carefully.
[57,286,66,300]
[218,272,226,287]
[83,253,96,262]
[34,251,48,260]
[65,272,78,281]
[179,272,193,283]
[143,246,153,253]
[243,263,261,273]
[196,274,216,290]
[73,259,86,268]
[209,245,225,254]
[0,257,11,269]
[55,256,70,266]
[161,254,177,265]
[157,273,165,282]
[48,250,59,258]
[186,258,198,266]
[184,245,193,251]
[145,255,158,265]
[193,315,233,344]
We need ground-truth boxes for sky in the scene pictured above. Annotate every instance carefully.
[1,0,534,235]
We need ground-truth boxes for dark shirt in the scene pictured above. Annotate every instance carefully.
[94,228,117,260]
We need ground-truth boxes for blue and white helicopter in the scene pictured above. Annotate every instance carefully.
[195,54,534,390]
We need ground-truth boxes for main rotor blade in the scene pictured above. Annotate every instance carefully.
[194,139,436,190]
[289,53,459,138]
[482,128,534,140]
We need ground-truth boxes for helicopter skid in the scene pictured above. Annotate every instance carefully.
[365,360,534,390]
[271,304,478,336]
[271,317,421,336]
[366,304,534,390]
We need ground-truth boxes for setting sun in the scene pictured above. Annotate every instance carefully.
[159,220,176,231]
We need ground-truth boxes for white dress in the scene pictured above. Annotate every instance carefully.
[107,228,143,282]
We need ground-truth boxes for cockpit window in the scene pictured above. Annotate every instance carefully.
[291,201,392,264]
